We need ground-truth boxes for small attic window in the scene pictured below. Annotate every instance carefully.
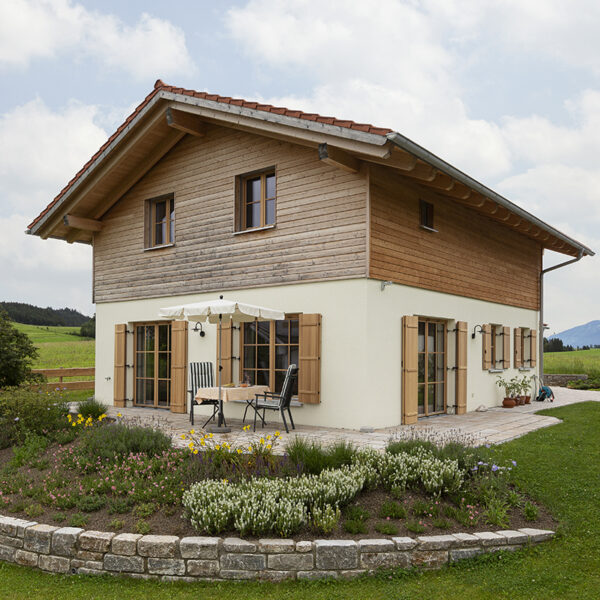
[419,200,437,232]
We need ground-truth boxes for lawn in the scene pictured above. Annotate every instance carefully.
[0,402,598,599]
[544,348,600,375]
[13,323,91,344]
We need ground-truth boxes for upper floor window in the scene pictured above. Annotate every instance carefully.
[237,170,276,231]
[419,199,436,232]
[146,194,175,248]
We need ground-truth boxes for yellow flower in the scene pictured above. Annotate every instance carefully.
[193,449,198,455]
[180,434,186,439]
[67,414,72,422]
[116,412,122,417]
[190,429,195,435]
[275,431,280,436]
[266,435,271,440]
[266,444,272,450]
[222,479,228,484]
[71,423,76,427]
[237,449,242,454]
[208,433,213,439]
[260,438,265,444]
[200,440,206,447]
[215,445,220,451]
[248,446,253,452]
[77,414,82,418]
[188,442,194,449]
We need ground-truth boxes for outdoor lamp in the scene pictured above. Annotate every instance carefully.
[192,322,205,337]
[472,324,483,339]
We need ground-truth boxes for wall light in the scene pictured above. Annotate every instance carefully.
[472,324,483,339]
[192,322,205,337]
[380,280,393,291]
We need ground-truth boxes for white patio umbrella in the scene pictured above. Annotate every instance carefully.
[159,296,285,432]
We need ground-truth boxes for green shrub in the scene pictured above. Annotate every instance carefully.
[443,505,458,520]
[0,387,69,448]
[77,397,108,420]
[24,503,44,518]
[344,505,370,522]
[312,505,340,534]
[78,494,106,512]
[52,513,67,523]
[10,433,49,467]
[78,423,171,462]
[523,501,539,521]
[406,520,426,534]
[411,500,430,517]
[386,439,437,456]
[8,500,26,513]
[378,500,407,519]
[135,520,151,535]
[343,519,367,534]
[375,521,399,535]
[284,438,356,475]
[432,518,451,529]
[108,498,131,514]
[0,311,40,388]
[484,496,509,527]
[109,519,125,531]
[133,502,157,518]
[69,513,89,527]
[506,489,522,508]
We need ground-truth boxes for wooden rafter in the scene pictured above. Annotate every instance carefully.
[63,214,103,232]
[166,108,207,137]
[318,143,360,173]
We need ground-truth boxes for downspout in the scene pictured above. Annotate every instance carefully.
[539,249,584,379]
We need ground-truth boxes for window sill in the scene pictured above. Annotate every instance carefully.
[488,368,504,373]
[143,243,175,252]
[233,224,276,236]
[420,224,438,233]
[519,367,533,372]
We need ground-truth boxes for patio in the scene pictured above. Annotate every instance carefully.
[105,387,600,454]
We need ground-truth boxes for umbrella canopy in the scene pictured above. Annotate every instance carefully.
[159,298,285,323]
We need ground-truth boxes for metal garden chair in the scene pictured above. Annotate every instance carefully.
[252,364,298,434]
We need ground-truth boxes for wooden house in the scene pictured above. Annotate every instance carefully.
[27,80,593,428]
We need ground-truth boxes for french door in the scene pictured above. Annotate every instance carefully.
[417,319,447,416]
[134,322,172,408]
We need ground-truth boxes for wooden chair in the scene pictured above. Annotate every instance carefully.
[252,364,298,434]
[188,362,224,428]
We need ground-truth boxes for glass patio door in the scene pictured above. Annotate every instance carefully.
[134,323,172,408]
[417,320,447,416]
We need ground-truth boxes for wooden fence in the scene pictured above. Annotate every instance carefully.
[32,367,95,391]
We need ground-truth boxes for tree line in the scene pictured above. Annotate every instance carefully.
[0,302,90,327]
[543,337,600,352]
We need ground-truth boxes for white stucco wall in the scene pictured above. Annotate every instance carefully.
[95,279,538,430]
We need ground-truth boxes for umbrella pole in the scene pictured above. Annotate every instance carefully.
[218,314,223,427]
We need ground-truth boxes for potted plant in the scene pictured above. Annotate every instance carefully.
[521,375,533,404]
[496,375,517,408]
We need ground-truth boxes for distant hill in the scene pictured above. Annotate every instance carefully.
[0,302,91,327]
[549,320,600,348]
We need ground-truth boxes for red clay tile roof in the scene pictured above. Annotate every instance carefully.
[28,80,392,231]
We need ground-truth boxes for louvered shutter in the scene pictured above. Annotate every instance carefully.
[514,328,522,368]
[170,320,188,414]
[217,320,233,386]
[402,315,418,424]
[114,324,127,408]
[530,329,537,368]
[455,321,468,415]
[482,324,492,370]
[502,326,510,369]
[298,314,321,404]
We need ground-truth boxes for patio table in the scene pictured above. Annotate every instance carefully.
[195,385,270,423]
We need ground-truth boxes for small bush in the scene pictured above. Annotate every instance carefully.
[108,498,131,514]
[506,489,521,508]
[375,521,399,535]
[69,513,89,527]
[312,505,340,534]
[24,503,44,518]
[8,501,25,513]
[135,520,151,535]
[411,500,429,517]
[164,505,177,517]
[379,500,407,519]
[11,433,49,468]
[484,497,509,528]
[55,495,77,510]
[344,505,370,522]
[343,519,367,534]
[285,438,356,475]
[387,439,437,456]
[109,519,125,531]
[0,311,40,388]
[77,397,108,420]
[78,423,171,462]
[406,520,426,534]
[133,502,157,518]
[432,518,451,529]
[443,505,458,520]
[523,501,539,521]
[52,513,67,523]
[78,494,106,512]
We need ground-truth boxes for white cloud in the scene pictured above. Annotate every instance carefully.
[0,0,195,80]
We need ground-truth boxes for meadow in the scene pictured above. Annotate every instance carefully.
[544,348,600,375]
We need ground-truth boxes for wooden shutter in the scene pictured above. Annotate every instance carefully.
[502,326,510,369]
[217,320,233,385]
[530,329,537,368]
[514,328,522,368]
[482,324,492,370]
[170,320,188,414]
[402,315,418,425]
[298,313,322,404]
[455,321,467,415]
[114,324,127,408]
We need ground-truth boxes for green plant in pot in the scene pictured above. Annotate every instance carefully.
[520,375,533,404]
[496,375,517,408]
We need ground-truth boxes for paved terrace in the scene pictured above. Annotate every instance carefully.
[105,387,600,453]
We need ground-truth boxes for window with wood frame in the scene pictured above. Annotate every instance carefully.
[134,322,172,408]
[240,316,299,396]
[419,199,436,231]
[485,324,509,370]
[522,328,532,366]
[146,194,175,248]
[236,169,276,231]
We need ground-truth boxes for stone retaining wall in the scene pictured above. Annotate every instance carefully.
[543,374,588,387]
[0,515,554,581]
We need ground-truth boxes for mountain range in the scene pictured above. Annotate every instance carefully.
[549,320,600,348]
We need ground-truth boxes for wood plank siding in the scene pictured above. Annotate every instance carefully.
[369,166,542,310]
[93,124,368,302]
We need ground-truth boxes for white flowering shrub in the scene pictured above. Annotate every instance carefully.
[183,447,465,536]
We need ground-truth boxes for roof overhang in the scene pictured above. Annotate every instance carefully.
[27,85,594,259]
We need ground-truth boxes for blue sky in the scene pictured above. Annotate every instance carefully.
[1,0,598,333]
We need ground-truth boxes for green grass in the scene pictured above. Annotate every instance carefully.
[544,348,600,375]
[0,402,599,598]
[13,323,91,344]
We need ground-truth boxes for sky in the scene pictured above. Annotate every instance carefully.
[0,0,598,334]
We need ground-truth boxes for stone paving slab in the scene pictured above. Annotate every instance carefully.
[104,387,599,453]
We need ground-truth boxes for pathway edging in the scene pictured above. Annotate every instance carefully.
[0,515,554,581]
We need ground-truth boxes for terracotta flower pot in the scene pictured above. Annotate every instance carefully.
[519,396,526,405]
[524,395,531,404]
[503,397,516,408]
